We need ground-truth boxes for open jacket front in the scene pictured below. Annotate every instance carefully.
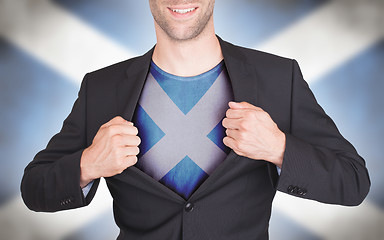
[21,37,370,240]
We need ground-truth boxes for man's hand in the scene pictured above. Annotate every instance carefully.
[222,102,285,168]
[80,116,140,188]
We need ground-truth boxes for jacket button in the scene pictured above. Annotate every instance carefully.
[185,202,194,212]
[287,185,295,194]
[297,188,307,196]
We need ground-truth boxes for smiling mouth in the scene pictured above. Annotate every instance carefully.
[169,7,197,14]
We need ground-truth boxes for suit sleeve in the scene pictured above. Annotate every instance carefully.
[21,74,100,212]
[276,59,370,206]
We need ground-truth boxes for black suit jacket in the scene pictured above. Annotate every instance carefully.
[21,37,370,240]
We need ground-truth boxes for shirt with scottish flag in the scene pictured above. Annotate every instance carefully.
[133,60,233,199]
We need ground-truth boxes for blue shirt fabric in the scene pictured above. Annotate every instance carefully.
[132,60,233,199]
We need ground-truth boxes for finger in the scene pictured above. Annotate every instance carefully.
[121,146,140,156]
[111,135,140,148]
[124,155,138,167]
[104,116,127,126]
[223,136,238,150]
[225,129,241,140]
[125,121,134,126]
[229,101,262,111]
[117,155,138,172]
[103,116,134,128]
[226,108,246,119]
[233,149,246,157]
[122,125,138,136]
[222,118,241,130]
[119,135,141,146]
[106,124,139,136]
[223,136,246,157]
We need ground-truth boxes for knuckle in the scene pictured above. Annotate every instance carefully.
[259,111,267,118]
[257,106,265,112]
[123,120,133,127]
[244,111,254,119]
[111,134,122,144]
[258,111,270,121]
[107,125,119,135]
[238,131,247,140]
[264,112,272,120]
[113,116,124,122]
[112,148,121,158]
[239,120,249,130]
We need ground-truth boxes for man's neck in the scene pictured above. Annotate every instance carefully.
[152,29,223,77]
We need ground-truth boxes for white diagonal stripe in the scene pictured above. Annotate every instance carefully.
[139,72,230,180]
[256,0,384,84]
[0,0,135,85]
[188,71,233,134]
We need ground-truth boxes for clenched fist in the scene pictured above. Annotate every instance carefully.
[80,116,141,187]
[222,102,285,168]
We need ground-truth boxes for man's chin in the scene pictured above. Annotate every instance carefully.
[165,27,207,42]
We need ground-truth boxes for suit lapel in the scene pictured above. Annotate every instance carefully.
[218,36,260,105]
[116,47,154,121]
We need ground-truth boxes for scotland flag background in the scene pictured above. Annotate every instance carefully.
[0,0,383,239]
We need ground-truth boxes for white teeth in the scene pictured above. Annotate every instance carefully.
[172,8,196,14]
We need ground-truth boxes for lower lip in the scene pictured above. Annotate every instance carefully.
[168,8,198,18]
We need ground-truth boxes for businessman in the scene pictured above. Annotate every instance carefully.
[21,0,370,239]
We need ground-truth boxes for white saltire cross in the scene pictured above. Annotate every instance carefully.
[138,71,232,181]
